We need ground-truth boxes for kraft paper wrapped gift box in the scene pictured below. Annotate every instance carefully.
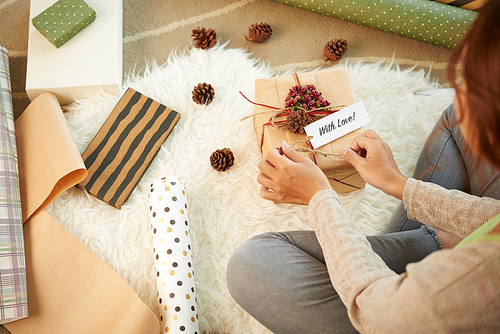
[254,67,366,193]
[31,0,96,49]
[77,88,180,210]
[26,0,122,105]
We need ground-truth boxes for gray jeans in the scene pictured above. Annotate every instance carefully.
[226,104,500,334]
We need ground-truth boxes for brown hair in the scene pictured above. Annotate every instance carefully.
[447,0,500,169]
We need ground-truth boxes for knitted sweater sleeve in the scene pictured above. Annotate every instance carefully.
[403,178,500,238]
[309,188,500,333]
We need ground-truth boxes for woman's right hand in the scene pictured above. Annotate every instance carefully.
[340,129,408,200]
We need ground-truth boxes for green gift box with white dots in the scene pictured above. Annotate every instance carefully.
[271,0,477,49]
[32,0,96,48]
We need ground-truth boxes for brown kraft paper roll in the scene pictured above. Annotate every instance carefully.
[5,93,160,334]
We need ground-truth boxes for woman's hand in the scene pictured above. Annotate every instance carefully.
[340,129,408,200]
[257,141,332,205]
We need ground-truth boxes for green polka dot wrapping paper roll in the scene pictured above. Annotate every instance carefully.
[31,0,97,48]
[270,0,477,48]
[149,177,200,334]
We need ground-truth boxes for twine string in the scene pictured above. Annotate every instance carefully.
[291,136,342,168]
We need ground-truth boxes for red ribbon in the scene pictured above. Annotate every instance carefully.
[240,72,341,165]
[240,91,340,153]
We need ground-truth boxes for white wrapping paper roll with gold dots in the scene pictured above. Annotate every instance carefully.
[149,177,199,334]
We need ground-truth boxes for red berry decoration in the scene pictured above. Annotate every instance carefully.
[285,84,331,134]
[285,84,331,111]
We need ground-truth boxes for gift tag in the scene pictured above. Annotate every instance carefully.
[305,101,370,149]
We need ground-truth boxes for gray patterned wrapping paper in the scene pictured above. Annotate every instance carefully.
[0,46,28,323]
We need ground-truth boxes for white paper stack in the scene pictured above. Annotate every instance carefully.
[26,0,122,105]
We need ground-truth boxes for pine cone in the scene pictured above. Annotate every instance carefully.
[192,83,215,105]
[323,39,348,62]
[287,109,312,134]
[244,22,272,43]
[192,27,217,49]
[210,148,235,171]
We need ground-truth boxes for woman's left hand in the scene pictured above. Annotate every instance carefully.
[257,141,332,205]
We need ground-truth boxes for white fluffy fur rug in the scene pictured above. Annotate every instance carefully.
[48,43,453,334]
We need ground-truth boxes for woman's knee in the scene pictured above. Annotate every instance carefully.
[226,232,284,302]
[441,104,464,143]
[442,103,456,128]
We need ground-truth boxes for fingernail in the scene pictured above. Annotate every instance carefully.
[282,141,289,148]
[340,148,347,156]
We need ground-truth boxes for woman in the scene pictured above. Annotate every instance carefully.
[226,0,500,332]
